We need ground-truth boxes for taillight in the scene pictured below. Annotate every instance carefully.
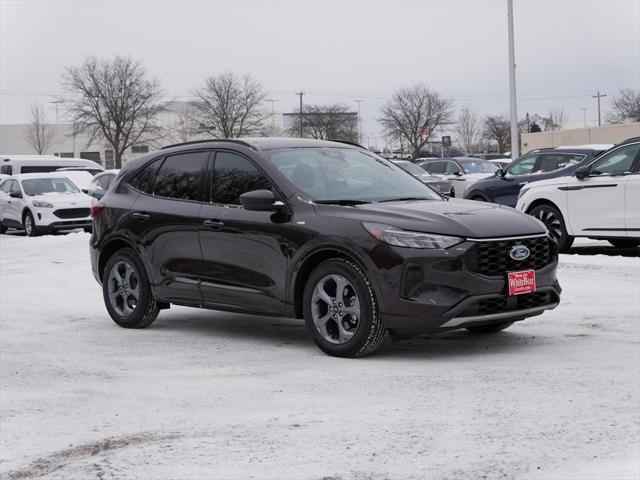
[90,201,104,218]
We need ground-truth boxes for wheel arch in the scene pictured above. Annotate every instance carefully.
[525,198,562,215]
[98,237,137,281]
[291,247,370,319]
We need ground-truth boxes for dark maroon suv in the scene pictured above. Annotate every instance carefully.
[90,138,560,357]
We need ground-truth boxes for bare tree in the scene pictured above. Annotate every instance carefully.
[190,72,269,138]
[483,115,511,153]
[289,103,358,142]
[60,56,167,168]
[24,103,56,154]
[379,83,454,157]
[455,108,480,154]
[545,109,566,131]
[608,88,640,123]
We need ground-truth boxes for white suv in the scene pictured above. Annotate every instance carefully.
[516,138,640,251]
[0,173,93,236]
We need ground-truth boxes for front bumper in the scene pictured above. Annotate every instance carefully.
[368,236,561,334]
[32,208,91,231]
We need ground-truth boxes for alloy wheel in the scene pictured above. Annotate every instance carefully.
[311,274,361,344]
[535,207,562,241]
[107,261,140,316]
[24,215,33,236]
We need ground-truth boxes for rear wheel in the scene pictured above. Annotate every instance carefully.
[529,204,573,253]
[470,196,485,202]
[303,258,385,358]
[608,238,640,249]
[102,249,159,328]
[0,223,6,234]
[467,321,514,334]
[22,211,40,237]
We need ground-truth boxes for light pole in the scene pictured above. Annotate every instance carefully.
[295,92,305,138]
[507,0,520,158]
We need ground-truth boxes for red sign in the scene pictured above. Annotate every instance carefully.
[507,270,536,296]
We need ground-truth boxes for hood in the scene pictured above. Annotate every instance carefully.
[30,191,93,207]
[315,198,546,239]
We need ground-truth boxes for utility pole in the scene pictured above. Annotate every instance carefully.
[581,107,588,127]
[507,0,520,158]
[592,91,607,127]
[354,100,364,144]
[295,92,305,138]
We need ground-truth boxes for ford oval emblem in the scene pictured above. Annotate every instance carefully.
[510,245,530,261]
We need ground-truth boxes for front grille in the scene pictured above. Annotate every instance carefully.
[53,208,90,219]
[460,290,556,317]
[465,236,555,277]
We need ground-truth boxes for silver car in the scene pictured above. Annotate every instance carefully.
[392,160,454,196]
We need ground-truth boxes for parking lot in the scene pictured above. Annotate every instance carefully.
[1,232,638,479]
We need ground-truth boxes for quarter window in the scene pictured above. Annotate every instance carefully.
[590,144,640,176]
[128,159,162,193]
[154,151,209,201]
[211,152,272,205]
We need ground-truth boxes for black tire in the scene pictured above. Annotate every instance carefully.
[22,210,40,237]
[102,248,159,329]
[529,204,573,253]
[466,321,514,334]
[84,226,92,233]
[303,258,386,358]
[470,196,485,202]
[608,238,640,249]
[0,222,6,234]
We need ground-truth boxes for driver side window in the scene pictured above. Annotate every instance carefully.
[506,155,536,176]
[445,162,461,175]
[590,143,640,176]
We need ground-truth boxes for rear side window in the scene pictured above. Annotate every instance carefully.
[537,154,585,173]
[154,151,209,201]
[211,152,272,205]
[128,159,162,193]
[427,162,445,174]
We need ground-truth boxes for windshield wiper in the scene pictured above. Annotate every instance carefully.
[377,197,435,203]
[315,199,371,206]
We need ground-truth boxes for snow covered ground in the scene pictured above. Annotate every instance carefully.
[1,233,638,479]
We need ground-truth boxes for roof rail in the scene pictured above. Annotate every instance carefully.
[161,139,257,150]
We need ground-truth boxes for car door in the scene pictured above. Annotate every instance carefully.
[566,142,640,236]
[624,154,640,236]
[198,150,289,315]
[1,180,23,226]
[127,151,210,304]
[491,153,538,205]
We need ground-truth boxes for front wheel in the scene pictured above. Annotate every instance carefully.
[529,204,573,253]
[102,249,159,328]
[608,238,640,249]
[467,321,514,334]
[303,258,385,358]
[23,211,40,237]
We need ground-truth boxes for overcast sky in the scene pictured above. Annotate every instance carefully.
[1,0,638,145]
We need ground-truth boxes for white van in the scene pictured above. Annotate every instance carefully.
[0,155,104,176]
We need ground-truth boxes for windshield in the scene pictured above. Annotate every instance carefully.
[22,177,80,195]
[458,159,500,174]
[265,148,441,203]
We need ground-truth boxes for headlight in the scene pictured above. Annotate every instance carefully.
[363,222,463,249]
[32,200,54,208]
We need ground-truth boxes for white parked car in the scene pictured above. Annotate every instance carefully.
[516,137,640,251]
[418,157,500,197]
[0,173,93,236]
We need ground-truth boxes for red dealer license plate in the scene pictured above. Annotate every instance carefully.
[507,270,536,296]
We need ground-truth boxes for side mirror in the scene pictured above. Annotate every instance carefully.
[495,168,506,177]
[81,188,89,194]
[9,191,22,199]
[574,166,590,180]
[240,190,285,212]
[453,170,463,177]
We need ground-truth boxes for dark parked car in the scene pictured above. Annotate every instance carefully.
[392,160,454,196]
[82,170,119,200]
[90,138,560,357]
[464,145,612,207]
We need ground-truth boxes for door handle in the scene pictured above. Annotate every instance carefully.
[132,212,151,222]
[203,219,224,228]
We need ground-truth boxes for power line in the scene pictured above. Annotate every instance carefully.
[592,91,607,126]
